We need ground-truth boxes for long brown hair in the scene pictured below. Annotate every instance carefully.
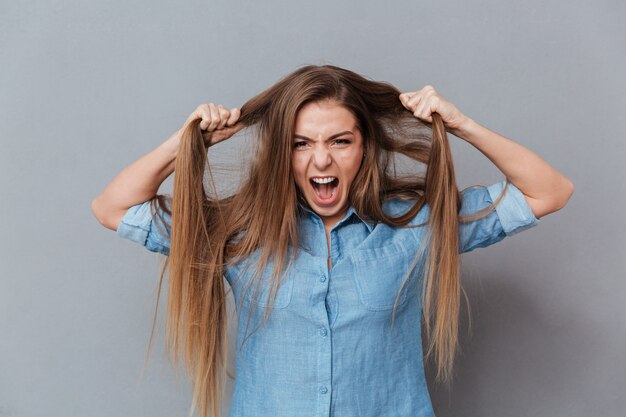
[141,64,512,417]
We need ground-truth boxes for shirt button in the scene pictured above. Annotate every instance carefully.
[319,274,326,282]
[319,386,328,394]
[319,328,327,337]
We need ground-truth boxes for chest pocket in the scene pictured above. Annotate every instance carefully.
[349,244,413,311]
[236,261,296,310]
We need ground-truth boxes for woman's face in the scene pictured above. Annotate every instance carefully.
[292,99,364,230]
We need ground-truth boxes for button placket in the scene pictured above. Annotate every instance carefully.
[314,260,332,416]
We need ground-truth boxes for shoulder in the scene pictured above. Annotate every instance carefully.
[382,196,429,224]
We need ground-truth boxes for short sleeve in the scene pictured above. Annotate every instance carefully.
[116,197,171,255]
[458,180,540,254]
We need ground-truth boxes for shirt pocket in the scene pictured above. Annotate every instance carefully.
[349,243,411,311]
[234,260,296,310]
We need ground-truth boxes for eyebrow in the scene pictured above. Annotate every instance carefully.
[293,130,354,141]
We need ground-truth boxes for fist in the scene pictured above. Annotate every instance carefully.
[184,103,244,146]
[399,85,468,134]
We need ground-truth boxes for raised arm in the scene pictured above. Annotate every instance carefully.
[399,85,574,219]
[91,103,243,231]
[91,130,181,231]
[452,119,574,219]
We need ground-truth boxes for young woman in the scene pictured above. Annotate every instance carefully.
[92,64,573,417]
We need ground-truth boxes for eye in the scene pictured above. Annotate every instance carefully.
[293,141,307,148]
[334,139,352,146]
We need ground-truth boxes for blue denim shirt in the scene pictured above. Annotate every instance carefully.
[116,180,539,417]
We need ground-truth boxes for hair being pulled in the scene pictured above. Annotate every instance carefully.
[141,64,511,417]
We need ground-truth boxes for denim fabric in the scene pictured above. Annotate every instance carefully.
[116,180,539,417]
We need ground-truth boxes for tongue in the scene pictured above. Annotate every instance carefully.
[318,182,333,199]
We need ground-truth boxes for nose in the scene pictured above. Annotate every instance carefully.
[312,144,332,170]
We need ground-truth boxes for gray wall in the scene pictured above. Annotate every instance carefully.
[1,1,624,416]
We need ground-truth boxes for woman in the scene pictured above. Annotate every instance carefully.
[91,64,573,417]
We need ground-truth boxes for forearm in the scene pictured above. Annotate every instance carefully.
[455,118,574,206]
[92,129,181,214]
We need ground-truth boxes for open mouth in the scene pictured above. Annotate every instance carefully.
[309,176,339,202]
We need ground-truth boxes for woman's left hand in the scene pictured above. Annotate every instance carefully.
[399,85,470,135]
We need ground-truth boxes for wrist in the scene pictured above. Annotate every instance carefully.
[161,129,181,159]
[451,117,479,141]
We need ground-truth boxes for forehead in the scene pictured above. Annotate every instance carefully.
[294,100,357,133]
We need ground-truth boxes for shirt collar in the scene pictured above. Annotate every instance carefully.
[297,202,376,233]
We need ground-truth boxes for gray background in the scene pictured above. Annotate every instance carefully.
[1,0,624,416]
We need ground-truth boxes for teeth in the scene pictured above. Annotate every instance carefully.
[311,177,336,184]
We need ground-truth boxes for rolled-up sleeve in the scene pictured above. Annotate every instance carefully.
[116,197,171,256]
[458,180,540,254]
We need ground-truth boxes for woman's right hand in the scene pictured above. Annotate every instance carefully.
[183,103,244,147]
